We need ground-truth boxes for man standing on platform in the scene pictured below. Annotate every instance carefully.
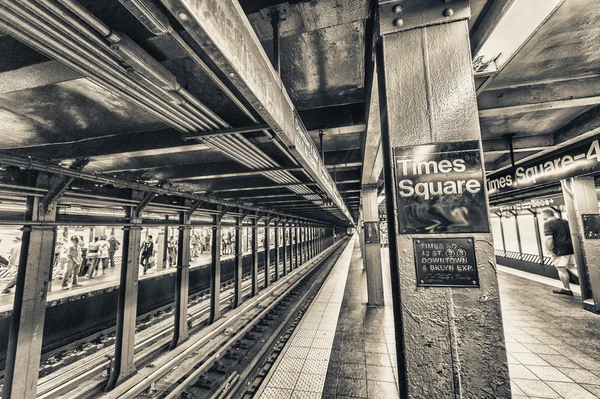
[62,236,82,290]
[140,235,154,275]
[108,233,120,268]
[542,208,578,296]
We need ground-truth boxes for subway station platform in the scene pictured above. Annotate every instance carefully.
[256,238,600,399]
[0,252,212,312]
[256,236,399,399]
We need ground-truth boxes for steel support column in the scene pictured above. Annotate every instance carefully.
[530,210,545,263]
[251,218,258,296]
[3,175,56,399]
[282,225,289,276]
[209,214,222,323]
[299,226,304,265]
[107,207,142,389]
[308,226,313,259]
[376,5,509,396]
[274,223,280,281]
[294,226,300,268]
[561,178,600,312]
[172,211,191,348]
[233,216,243,308]
[264,220,270,289]
[362,186,384,306]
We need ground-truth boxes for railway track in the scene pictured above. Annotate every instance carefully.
[96,238,348,399]
[27,244,336,399]
[35,266,272,399]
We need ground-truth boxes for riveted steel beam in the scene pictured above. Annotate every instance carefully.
[160,0,353,223]
[378,0,470,35]
[182,124,270,140]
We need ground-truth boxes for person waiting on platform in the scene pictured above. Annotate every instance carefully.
[1,236,22,294]
[542,208,578,296]
[107,234,120,268]
[140,235,154,275]
[87,237,100,279]
[97,235,110,273]
[167,236,177,267]
[62,236,82,290]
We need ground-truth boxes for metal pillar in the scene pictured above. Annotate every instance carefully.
[161,221,169,269]
[362,186,385,306]
[209,214,222,323]
[496,213,507,252]
[308,226,313,259]
[172,211,191,348]
[511,211,523,260]
[270,10,280,74]
[376,6,510,396]
[530,210,545,262]
[107,207,142,389]
[264,220,270,289]
[283,225,289,275]
[294,226,300,268]
[3,176,56,399]
[233,216,243,308]
[562,178,600,312]
[251,218,258,296]
[299,226,304,265]
[274,223,280,281]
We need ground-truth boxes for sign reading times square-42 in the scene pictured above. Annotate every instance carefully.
[393,141,489,234]
[487,136,600,196]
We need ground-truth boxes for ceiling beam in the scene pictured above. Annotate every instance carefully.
[182,124,270,140]
[478,75,600,117]
[299,103,365,131]
[469,0,515,55]
[482,134,554,155]
[162,0,352,223]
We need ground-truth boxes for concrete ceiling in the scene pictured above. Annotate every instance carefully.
[0,0,597,224]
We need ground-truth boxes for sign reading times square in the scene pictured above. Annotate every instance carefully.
[487,136,600,196]
[393,141,490,234]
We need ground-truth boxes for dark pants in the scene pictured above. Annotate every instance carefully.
[88,257,99,278]
[141,253,151,274]
[108,250,116,268]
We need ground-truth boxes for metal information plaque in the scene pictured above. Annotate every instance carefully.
[582,214,600,239]
[414,237,479,288]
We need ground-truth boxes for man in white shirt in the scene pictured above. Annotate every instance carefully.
[62,236,82,290]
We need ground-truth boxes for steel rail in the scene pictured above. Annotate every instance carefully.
[162,240,345,399]
[36,261,285,399]
[104,241,342,398]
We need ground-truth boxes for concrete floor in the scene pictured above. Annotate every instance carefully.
[500,267,600,398]
[321,240,399,399]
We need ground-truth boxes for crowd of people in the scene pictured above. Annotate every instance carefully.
[0,226,257,294]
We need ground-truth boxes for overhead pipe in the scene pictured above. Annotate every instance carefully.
[12,0,328,213]
[4,1,203,130]
[0,10,192,132]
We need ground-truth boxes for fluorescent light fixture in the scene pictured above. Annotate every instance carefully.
[475,0,563,70]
